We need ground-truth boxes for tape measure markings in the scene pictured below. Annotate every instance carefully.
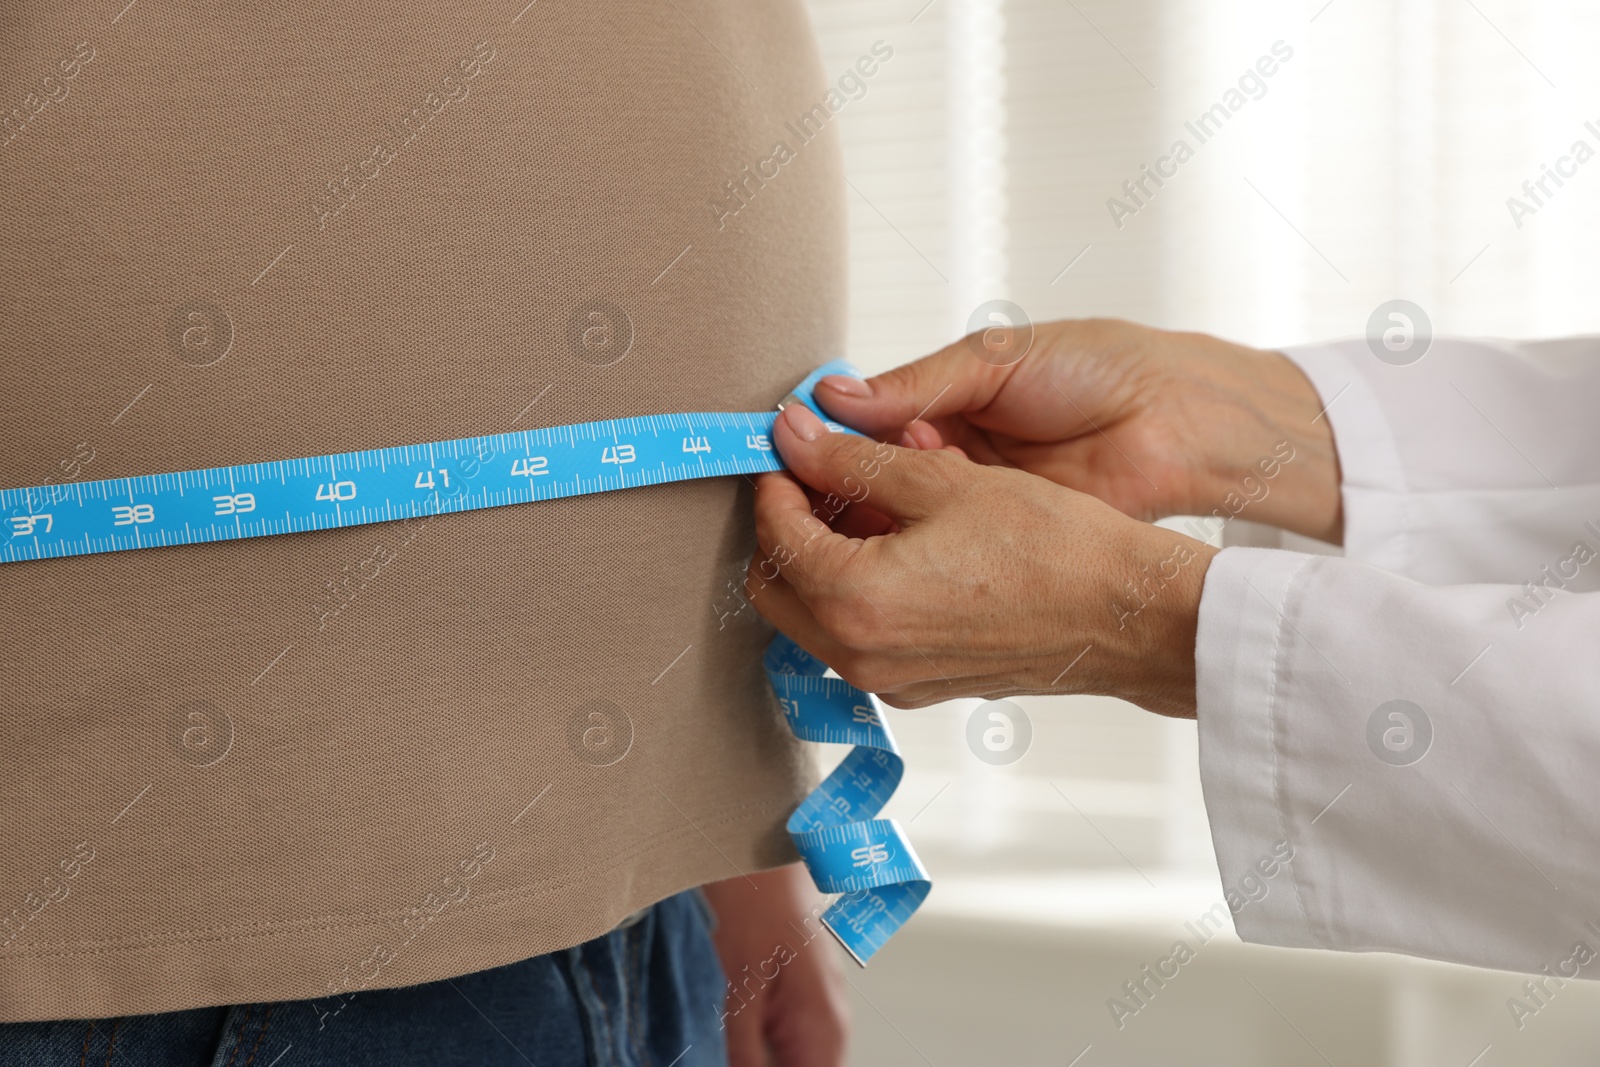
[1,358,931,964]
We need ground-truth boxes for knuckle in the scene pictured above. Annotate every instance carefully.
[919,448,967,494]
[785,539,828,586]
[817,429,859,464]
[796,513,831,546]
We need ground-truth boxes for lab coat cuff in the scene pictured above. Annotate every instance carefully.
[1279,342,1410,574]
[1195,545,1322,949]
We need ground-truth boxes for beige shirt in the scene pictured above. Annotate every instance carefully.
[0,0,843,1021]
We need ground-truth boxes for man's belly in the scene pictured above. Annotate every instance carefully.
[0,0,846,1020]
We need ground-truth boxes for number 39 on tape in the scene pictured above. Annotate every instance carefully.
[0,357,930,963]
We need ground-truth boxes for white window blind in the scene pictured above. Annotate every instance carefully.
[804,0,1600,889]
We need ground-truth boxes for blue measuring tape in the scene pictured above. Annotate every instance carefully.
[0,358,929,964]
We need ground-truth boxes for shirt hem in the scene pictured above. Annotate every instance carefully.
[0,798,800,1022]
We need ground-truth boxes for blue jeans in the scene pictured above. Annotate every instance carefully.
[0,890,725,1067]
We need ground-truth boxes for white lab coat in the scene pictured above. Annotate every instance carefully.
[1196,335,1600,977]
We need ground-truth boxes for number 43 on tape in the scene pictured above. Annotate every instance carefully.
[0,358,931,962]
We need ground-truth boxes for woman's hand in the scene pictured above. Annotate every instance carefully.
[747,403,1216,717]
[811,318,1343,543]
[702,863,850,1067]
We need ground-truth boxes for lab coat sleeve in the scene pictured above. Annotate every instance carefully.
[1196,335,1600,975]
[1278,334,1600,584]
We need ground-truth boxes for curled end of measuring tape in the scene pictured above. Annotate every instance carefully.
[762,360,930,965]
[766,634,931,966]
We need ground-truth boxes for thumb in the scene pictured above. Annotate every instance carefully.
[811,336,1021,438]
[774,402,962,524]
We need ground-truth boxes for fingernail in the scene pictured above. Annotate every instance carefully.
[819,374,871,398]
[899,428,920,449]
[783,402,826,442]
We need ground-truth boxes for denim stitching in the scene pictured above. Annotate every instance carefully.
[101,1018,121,1067]
[241,1005,274,1067]
[222,1005,254,1067]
